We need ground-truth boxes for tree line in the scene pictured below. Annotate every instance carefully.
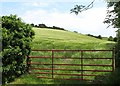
[108,36,117,42]
[87,34,117,42]
[31,23,118,42]
[87,34,102,39]
[31,23,65,31]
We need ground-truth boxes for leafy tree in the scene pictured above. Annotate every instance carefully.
[35,25,38,27]
[104,2,120,28]
[87,34,102,39]
[52,26,65,30]
[74,31,78,33]
[31,23,34,27]
[104,1,120,68]
[113,37,117,42]
[108,36,113,41]
[38,24,47,28]
[97,35,102,39]
[70,0,95,15]
[99,1,120,84]
[115,29,120,68]
[2,14,35,84]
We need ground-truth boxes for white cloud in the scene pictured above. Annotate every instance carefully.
[23,2,50,7]
[0,0,105,2]
[21,6,117,37]
[33,2,48,7]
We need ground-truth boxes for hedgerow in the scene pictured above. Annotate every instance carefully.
[2,14,35,84]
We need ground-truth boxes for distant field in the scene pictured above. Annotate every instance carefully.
[102,37,108,41]
[10,27,115,85]
[32,27,115,50]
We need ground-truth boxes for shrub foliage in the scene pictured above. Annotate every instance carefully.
[2,15,35,84]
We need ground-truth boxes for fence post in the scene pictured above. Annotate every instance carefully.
[81,51,83,80]
[112,48,115,72]
[52,49,54,79]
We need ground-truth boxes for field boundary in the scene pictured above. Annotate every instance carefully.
[27,49,115,81]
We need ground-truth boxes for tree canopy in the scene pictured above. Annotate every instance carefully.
[70,0,95,15]
[104,1,120,28]
[2,15,35,84]
[105,1,120,68]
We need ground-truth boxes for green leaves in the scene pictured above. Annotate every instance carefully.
[70,5,85,15]
[104,1,120,28]
[105,1,120,68]
[70,0,95,15]
[2,14,35,84]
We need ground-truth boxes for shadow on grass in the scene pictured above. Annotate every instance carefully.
[91,68,120,85]
[5,73,91,85]
[53,79,90,85]
[4,68,120,85]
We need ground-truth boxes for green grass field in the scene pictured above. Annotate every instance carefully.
[9,27,115,85]
[32,27,115,50]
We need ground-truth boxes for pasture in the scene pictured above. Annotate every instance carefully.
[10,27,115,84]
[32,27,115,50]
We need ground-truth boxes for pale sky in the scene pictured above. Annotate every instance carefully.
[0,0,118,37]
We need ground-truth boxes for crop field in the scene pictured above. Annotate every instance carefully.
[10,27,115,84]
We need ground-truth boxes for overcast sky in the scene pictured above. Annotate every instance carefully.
[1,0,118,37]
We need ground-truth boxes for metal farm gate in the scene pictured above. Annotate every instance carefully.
[27,49,115,81]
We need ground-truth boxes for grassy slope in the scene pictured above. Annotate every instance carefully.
[32,27,115,50]
[10,27,115,84]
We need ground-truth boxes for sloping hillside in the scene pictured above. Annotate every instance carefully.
[10,27,115,85]
[32,27,115,50]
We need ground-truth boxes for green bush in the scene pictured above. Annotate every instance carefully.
[115,29,120,68]
[98,68,120,84]
[2,14,35,84]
